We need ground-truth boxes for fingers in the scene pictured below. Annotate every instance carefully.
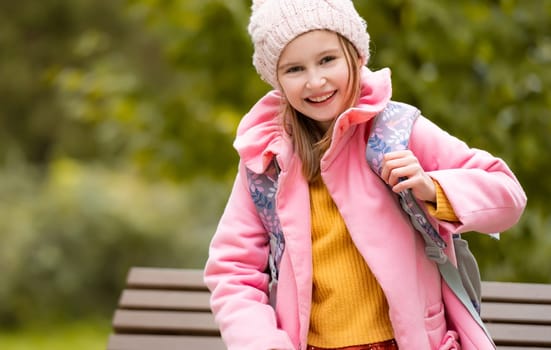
[391,174,424,193]
[380,150,417,186]
[380,150,436,202]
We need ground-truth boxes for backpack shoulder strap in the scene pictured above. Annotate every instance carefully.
[365,102,495,346]
[366,101,420,176]
[366,101,446,249]
[245,160,284,308]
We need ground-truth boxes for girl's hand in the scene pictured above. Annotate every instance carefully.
[380,150,436,202]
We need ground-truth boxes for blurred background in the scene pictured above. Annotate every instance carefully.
[0,0,550,348]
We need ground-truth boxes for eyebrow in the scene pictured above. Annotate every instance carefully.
[278,48,341,72]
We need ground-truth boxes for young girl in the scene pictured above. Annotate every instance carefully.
[204,0,527,349]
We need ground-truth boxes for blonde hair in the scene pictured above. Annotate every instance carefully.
[282,34,362,182]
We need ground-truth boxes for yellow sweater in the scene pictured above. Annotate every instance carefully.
[308,177,394,347]
[307,177,457,347]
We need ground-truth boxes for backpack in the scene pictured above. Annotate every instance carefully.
[365,102,493,345]
[245,101,494,344]
[365,102,484,311]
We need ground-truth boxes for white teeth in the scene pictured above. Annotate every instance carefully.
[309,92,334,103]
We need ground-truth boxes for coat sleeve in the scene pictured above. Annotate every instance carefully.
[203,163,295,350]
[409,116,527,234]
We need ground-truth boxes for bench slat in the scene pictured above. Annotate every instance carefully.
[482,302,551,324]
[112,310,219,336]
[482,281,551,304]
[111,268,551,349]
[107,334,225,350]
[119,289,210,311]
[127,267,206,290]
[488,323,551,346]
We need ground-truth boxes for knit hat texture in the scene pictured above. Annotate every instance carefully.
[248,0,370,89]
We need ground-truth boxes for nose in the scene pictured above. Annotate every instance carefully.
[305,71,327,89]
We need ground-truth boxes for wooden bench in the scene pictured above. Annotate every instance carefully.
[106,267,223,350]
[106,267,551,350]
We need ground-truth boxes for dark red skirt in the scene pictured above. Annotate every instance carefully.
[307,338,398,350]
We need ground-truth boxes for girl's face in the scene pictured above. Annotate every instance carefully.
[277,30,361,132]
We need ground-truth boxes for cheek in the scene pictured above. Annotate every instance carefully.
[280,83,302,105]
[338,67,351,88]
[285,95,302,113]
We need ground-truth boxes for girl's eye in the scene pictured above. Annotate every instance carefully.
[286,66,303,74]
[320,56,336,64]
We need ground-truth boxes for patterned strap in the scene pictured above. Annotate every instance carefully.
[366,101,446,249]
[366,101,495,347]
[246,161,284,308]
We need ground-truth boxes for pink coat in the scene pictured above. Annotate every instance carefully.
[204,68,527,350]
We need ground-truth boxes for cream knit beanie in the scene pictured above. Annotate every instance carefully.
[248,0,370,89]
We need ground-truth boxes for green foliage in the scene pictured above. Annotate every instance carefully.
[48,0,259,180]
[0,0,550,329]
[355,1,551,283]
[0,319,109,350]
[0,159,228,327]
[0,0,132,164]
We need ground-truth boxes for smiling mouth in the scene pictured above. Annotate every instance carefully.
[307,91,336,103]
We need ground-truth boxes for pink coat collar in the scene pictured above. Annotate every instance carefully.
[234,67,393,174]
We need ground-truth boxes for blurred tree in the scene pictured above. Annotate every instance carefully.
[355,0,551,282]
[0,0,131,164]
[49,0,258,180]
[0,0,550,329]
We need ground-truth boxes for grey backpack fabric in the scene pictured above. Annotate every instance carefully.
[453,234,482,312]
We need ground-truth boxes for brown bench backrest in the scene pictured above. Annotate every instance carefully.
[481,281,551,349]
[107,267,551,350]
[106,267,223,350]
